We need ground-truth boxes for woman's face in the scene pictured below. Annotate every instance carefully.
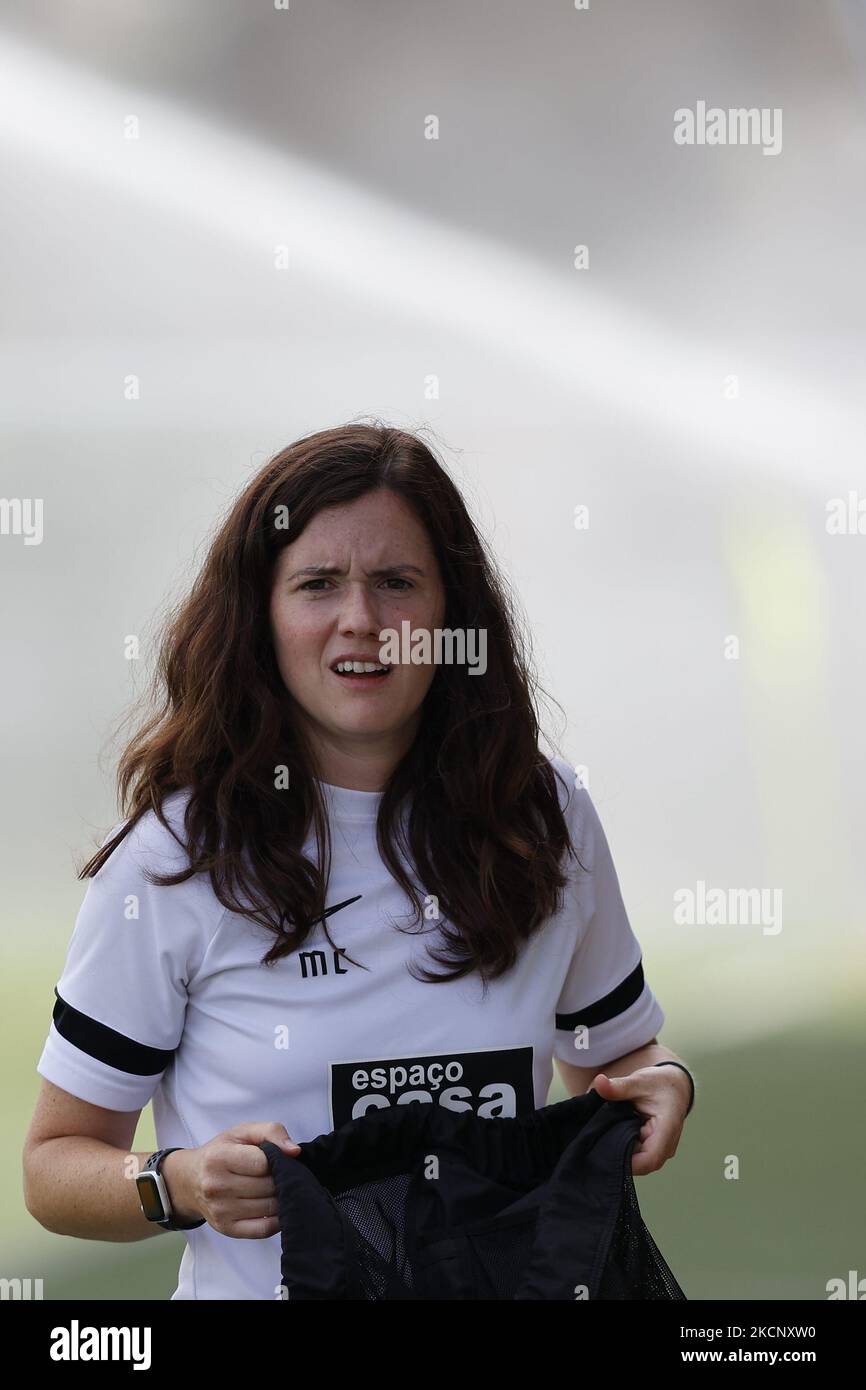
[269,489,447,789]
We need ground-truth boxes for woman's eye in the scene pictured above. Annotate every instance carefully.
[298,577,413,592]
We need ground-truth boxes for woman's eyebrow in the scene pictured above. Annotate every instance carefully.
[287,563,426,581]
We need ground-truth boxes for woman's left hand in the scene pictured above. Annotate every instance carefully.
[589,1067,691,1176]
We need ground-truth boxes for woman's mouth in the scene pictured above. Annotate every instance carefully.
[330,660,392,687]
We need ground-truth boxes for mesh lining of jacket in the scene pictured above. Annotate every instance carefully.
[261,1088,687,1301]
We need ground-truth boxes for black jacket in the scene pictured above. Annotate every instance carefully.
[260,1087,687,1300]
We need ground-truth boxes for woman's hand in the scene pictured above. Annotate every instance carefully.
[590,1067,691,1177]
[161,1122,301,1237]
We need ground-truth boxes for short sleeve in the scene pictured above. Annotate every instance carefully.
[36,793,217,1111]
[550,763,665,1069]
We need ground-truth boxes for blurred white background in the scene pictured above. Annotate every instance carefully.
[2,0,864,1065]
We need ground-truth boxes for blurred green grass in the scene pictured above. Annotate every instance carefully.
[7,950,864,1300]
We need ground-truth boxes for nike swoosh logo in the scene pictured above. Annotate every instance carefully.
[317,894,362,922]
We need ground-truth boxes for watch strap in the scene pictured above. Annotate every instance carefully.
[653,1060,695,1115]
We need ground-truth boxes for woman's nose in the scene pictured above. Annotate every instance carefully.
[337,582,381,631]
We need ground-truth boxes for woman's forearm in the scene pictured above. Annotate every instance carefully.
[23,1135,174,1242]
[602,1040,687,1074]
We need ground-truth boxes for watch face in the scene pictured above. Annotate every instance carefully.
[137,1172,167,1222]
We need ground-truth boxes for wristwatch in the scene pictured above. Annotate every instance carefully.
[135,1148,205,1231]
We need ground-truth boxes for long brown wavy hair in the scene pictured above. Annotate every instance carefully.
[80,422,578,986]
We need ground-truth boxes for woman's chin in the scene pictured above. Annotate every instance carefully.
[328,711,405,738]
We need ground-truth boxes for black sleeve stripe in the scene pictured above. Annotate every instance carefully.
[555,958,645,1031]
[51,987,175,1077]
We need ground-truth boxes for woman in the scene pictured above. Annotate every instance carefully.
[23,422,694,1301]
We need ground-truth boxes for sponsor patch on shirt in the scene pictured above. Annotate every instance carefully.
[329,1045,534,1129]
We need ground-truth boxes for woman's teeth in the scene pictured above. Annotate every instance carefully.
[334,661,390,674]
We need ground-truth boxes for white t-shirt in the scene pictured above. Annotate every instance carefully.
[36,753,665,1300]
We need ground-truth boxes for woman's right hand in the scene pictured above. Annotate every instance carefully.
[161,1122,301,1238]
